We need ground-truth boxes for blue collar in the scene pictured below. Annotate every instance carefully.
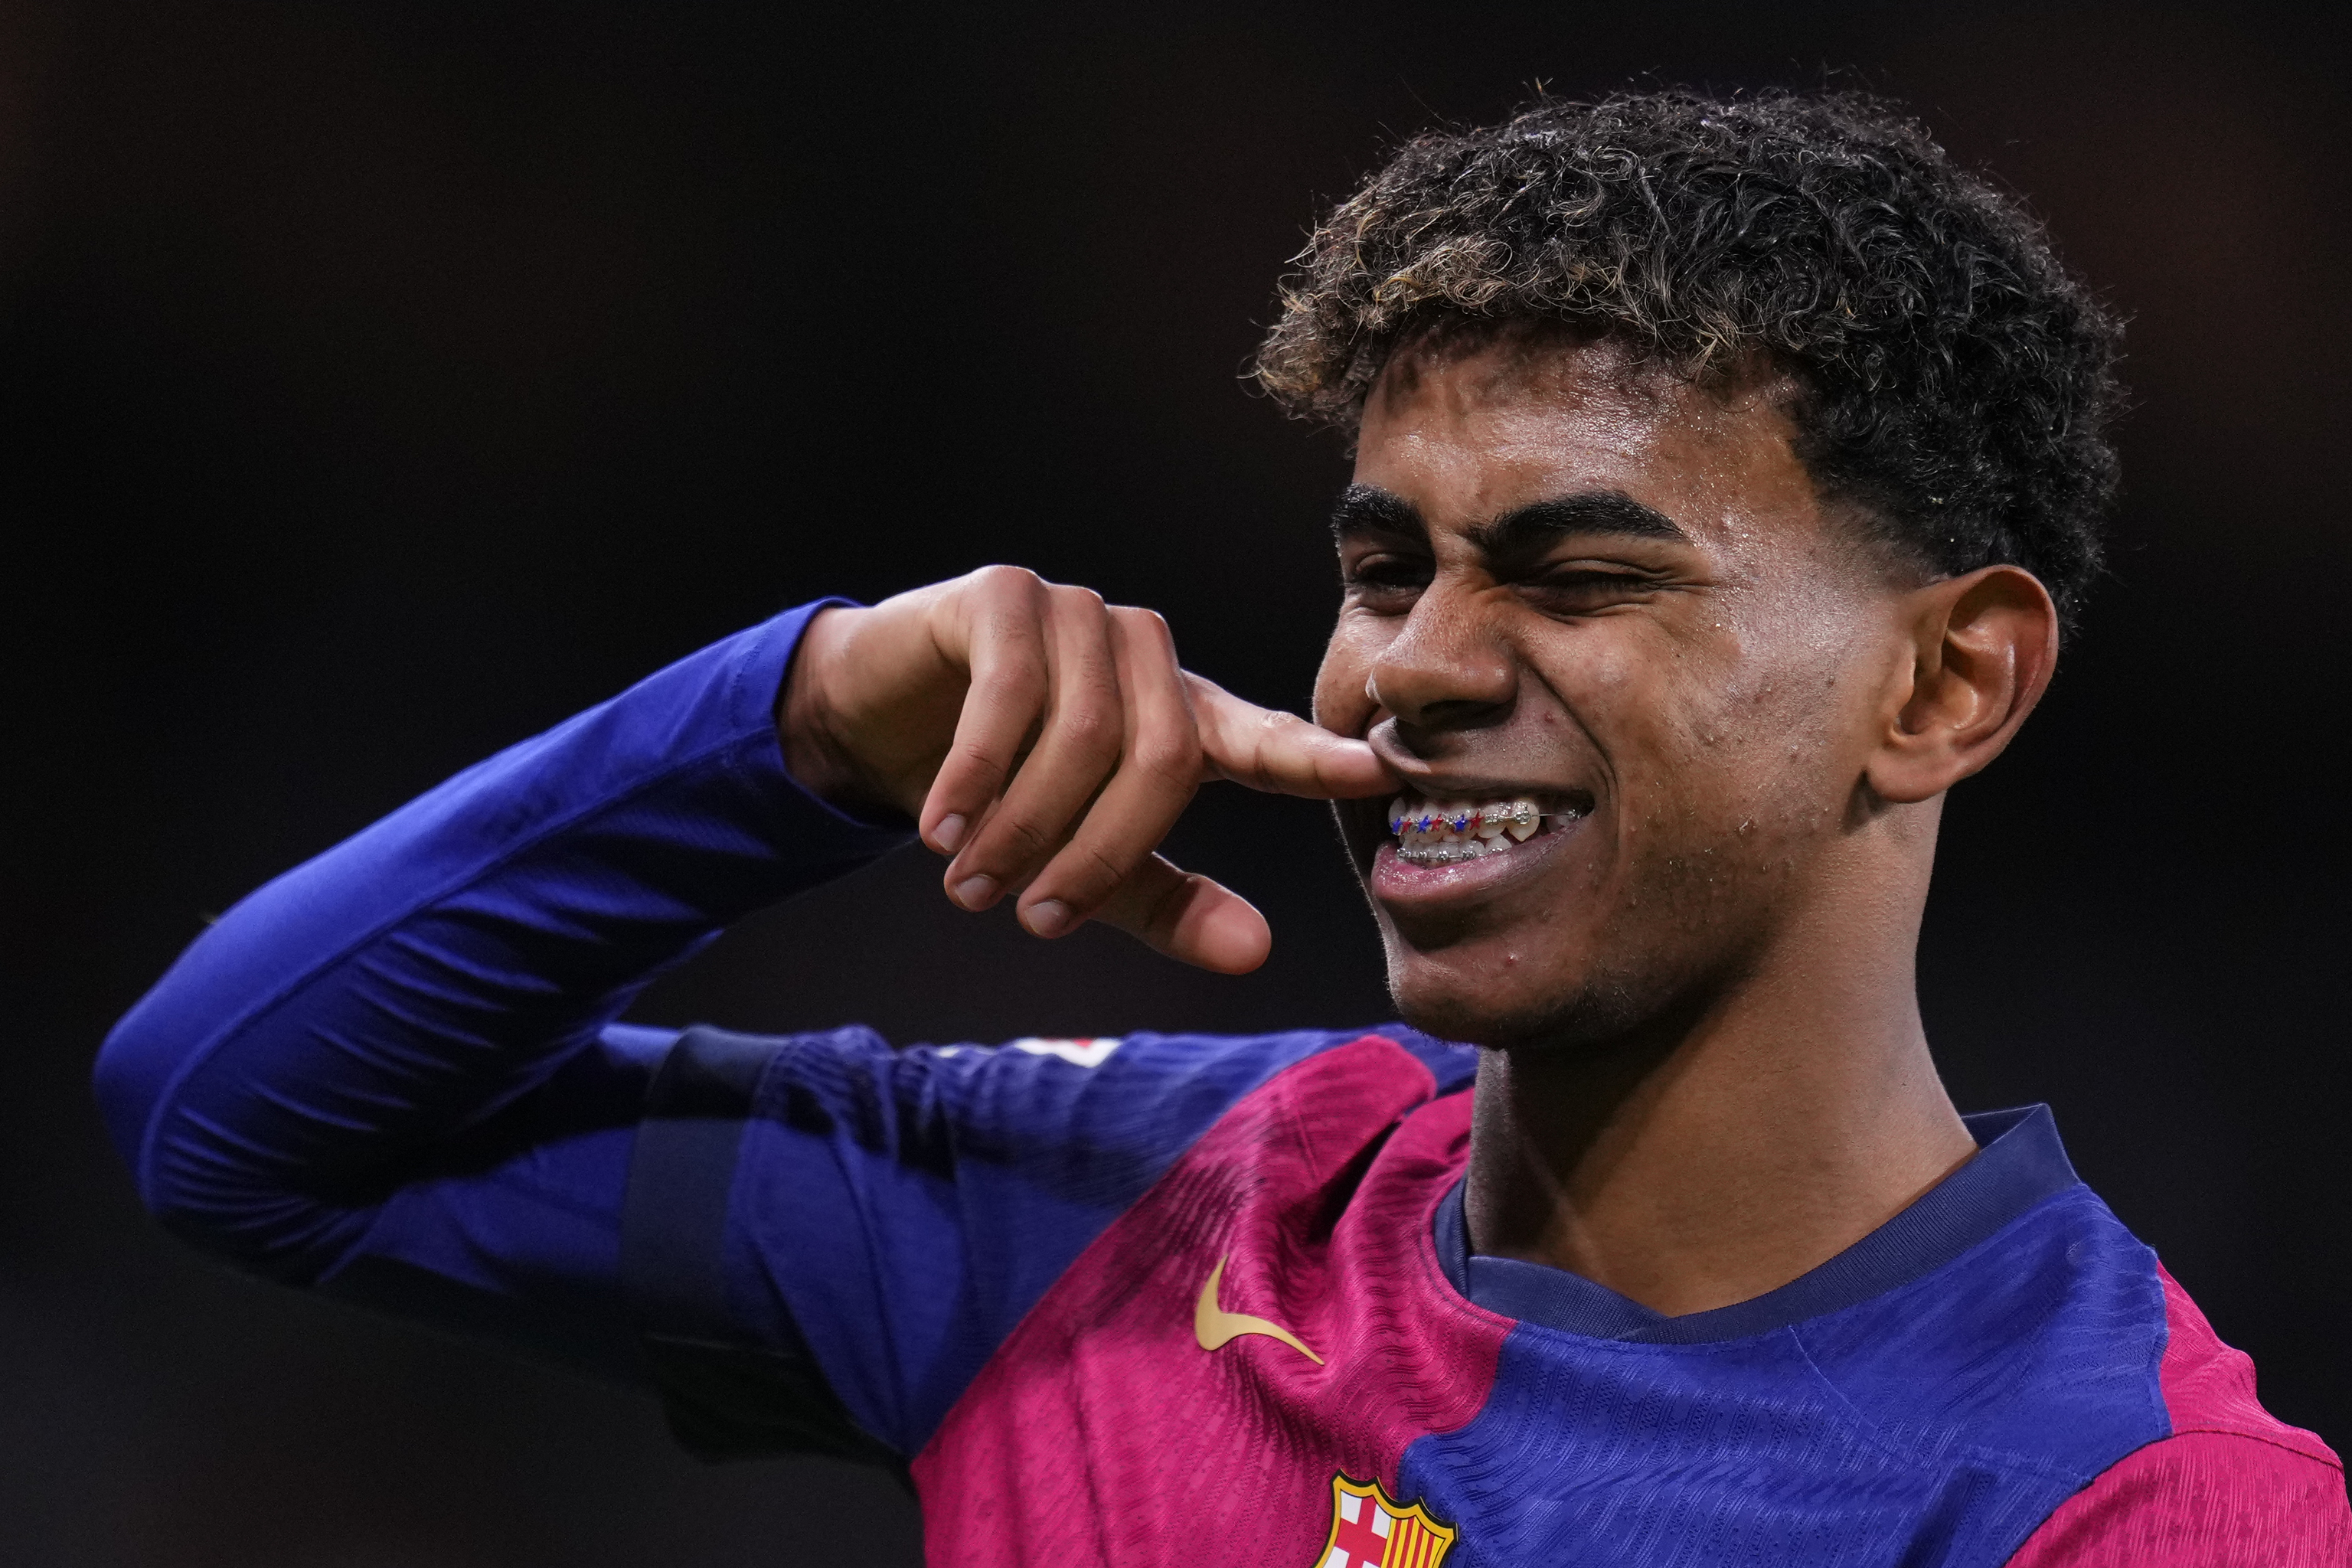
[1433,1106,2082,1343]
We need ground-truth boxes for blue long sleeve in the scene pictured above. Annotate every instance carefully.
[92,600,910,1377]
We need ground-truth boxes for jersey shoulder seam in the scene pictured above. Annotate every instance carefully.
[2154,1426,2347,1472]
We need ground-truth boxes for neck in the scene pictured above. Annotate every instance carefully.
[1460,895,1973,1318]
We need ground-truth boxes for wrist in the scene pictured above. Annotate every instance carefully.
[777,606,887,815]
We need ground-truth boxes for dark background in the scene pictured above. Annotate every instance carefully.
[4,2,2346,1563]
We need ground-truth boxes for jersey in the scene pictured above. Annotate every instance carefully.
[93,602,2350,1566]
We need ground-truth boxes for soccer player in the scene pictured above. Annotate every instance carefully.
[96,91,2348,1564]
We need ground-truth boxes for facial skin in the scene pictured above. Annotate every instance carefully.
[795,317,2056,1312]
[1312,325,2060,1308]
[1315,325,2048,1057]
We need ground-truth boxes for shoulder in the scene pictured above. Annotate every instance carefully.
[2151,1266,2338,1461]
[626,1020,1472,1458]
[2004,1266,2347,1566]
[740,1019,1472,1151]
[1802,1185,2173,1468]
[635,1018,1472,1282]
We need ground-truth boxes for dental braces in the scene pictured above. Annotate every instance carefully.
[1398,842,1511,865]
[1388,798,1589,866]
[1386,802,1584,835]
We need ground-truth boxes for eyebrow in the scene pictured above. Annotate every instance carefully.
[1329,484,1690,554]
[1329,483,1426,542]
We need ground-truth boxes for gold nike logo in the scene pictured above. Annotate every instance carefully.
[1194,1254,1324,1364]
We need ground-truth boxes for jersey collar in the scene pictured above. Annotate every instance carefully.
[1433,1105,2082,1343]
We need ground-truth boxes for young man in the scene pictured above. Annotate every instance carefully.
[96,91,2347,1563]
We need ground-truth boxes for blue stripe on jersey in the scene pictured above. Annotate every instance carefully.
[1402,1137,2171,1566]
[1436,1106,2082,1341]
[94,601,911,1380]
[622,1023,1479,1459]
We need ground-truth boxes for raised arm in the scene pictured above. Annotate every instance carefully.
[93,571,1390,1382]
[92,601,908,1375]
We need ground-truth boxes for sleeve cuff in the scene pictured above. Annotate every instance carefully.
[743,597,919,840]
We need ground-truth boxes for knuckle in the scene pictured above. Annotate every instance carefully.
[1075,841,1130,891]
[1129,733,1199,776]
[945,739,1011,780]
[995,812,1057,861]
[1117,605,1176,649]
[1054,703,1119,752]
[974,568,1051,627]
[972,563,1042,593]
[1046,841,1131,909]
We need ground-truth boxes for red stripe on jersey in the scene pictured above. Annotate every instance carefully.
[2005,1265,2347,1563]
[911,1036,1506,1568]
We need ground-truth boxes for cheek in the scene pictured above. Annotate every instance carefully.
[1653,648,1869,845]
[1313,625,1380,733]
[1581,632,1844,838]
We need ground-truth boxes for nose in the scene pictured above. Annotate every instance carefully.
[1366,587,1516,750]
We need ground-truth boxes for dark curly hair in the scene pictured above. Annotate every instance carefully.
[1254,90,2124,625]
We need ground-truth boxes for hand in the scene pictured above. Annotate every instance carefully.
[779,567,1393,972]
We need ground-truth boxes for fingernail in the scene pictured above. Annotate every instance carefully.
[929,814,968,854]
[1024,900,1072,938]
[952,874,998,910]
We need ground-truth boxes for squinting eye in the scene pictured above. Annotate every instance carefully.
[1524,571,1654,609]
[1343,555,1429,593]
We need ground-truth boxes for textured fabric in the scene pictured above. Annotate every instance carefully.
[910,1037,1510,1566]
[92,599,908,1375]
[627,1021,1471,1456]
[903,1034,2312,1566]
[2004,1433,2349,1565]
[1432,1106,2082,1344]
[1406,1186,2173,1564]
[2004,1268,2349,1564]
[91,603,2347,1562]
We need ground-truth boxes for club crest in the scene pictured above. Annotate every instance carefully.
[1313,1473,1456,1567]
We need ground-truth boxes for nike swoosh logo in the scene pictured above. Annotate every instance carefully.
[1194,1253,1324,1364]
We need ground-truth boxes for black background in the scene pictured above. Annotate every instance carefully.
[5,3,2347,1563]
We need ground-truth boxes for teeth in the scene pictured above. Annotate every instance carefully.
[1386,793,1574,865]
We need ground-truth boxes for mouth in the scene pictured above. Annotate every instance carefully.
[1381,790,1589,867]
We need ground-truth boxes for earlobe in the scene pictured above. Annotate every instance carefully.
[1866,566,2059,805]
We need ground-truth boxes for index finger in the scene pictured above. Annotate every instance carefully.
[1187,675,1394,799]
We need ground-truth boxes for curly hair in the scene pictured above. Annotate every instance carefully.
[1254,90,2124,624]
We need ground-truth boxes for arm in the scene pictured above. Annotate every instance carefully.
[2007,1266,2350,1566]
[93,601,908,1377]
[2005,1433,2349,1566]
[94,571,1391,1388]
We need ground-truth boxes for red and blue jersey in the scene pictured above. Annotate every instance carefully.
[94,604,2350,1565]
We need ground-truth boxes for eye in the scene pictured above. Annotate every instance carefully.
[1518,567,1659,614]
[1341,551,1431,609]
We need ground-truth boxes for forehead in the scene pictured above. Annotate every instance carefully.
[1352,328,1824,549]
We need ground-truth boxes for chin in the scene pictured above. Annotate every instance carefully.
[1383,937,1667,1054]
[1387,958,1585,1050]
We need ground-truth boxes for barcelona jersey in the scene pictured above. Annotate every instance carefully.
[95,604,2350,1565]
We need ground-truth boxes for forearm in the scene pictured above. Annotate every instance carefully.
[93,600,909,1294]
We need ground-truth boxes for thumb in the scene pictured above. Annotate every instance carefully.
[1093,854,1273,974]
[1186,675,1394,799]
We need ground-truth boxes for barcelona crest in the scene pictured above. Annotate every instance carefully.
[1313,1472,1457,1567]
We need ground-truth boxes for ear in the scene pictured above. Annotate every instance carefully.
[1866,565,2060,805]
